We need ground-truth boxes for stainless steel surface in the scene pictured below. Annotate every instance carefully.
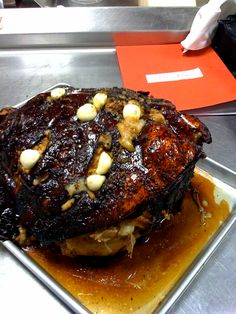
[198,157,236,189]
[0,48,121,106]
[192,112,236,116]
[28,0,207,8]
[0,6,236,314]
[34,0,56,6]
[185,100,236,117]
[200,116,236,173]
[2,240,90,314]
[35,0,138,6]
[0,243,71,314]
[0,7,197,48]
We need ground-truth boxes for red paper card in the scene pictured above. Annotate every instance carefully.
[116,44,236,110]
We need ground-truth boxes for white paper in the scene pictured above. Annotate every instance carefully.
[146,68,203,83]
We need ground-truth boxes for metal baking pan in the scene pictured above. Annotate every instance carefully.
[1,84,236,314]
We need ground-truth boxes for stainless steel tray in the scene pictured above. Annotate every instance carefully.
[1,84,236,314]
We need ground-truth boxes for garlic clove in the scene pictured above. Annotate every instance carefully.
[96,151,113,175]
[77,103,97,122]
[123,103,141,121]
[86,174,106,191]
[61,198,75,211]
[93,93,107,110]
[20,149,41,170]
[50,87,66,100]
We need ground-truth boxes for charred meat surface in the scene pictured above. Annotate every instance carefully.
[0,87,211,254]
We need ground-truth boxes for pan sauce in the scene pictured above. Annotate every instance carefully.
[27,169,230,314]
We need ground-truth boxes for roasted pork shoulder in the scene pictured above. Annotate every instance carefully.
[0,87,211,256]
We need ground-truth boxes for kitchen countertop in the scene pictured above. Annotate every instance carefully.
[0,6,236,314]
[3,0,208,8]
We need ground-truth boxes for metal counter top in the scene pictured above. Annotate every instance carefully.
[0,6,236,314]
[0,7,197,48]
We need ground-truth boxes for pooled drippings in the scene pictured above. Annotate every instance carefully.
[26,171,230,314]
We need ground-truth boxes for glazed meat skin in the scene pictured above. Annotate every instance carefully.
[0,87,211,245]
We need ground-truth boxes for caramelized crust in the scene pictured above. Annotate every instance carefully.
[0,87,211,245]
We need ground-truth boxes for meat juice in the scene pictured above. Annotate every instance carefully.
[27,170,230,313]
